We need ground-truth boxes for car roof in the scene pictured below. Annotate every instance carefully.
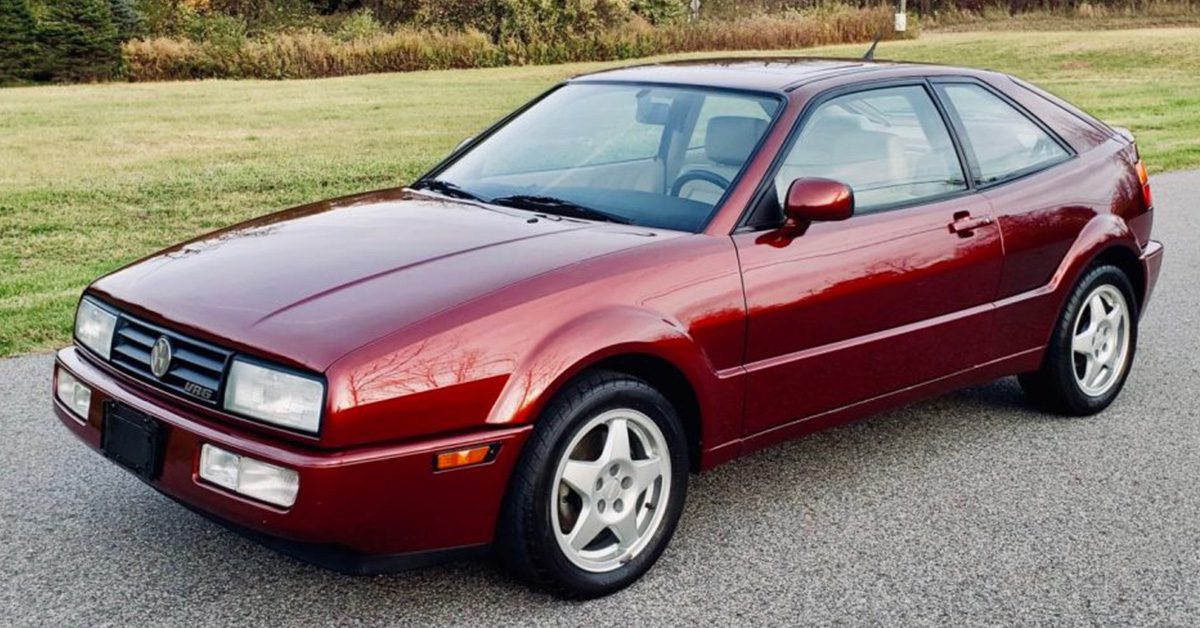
[570,57,987,93]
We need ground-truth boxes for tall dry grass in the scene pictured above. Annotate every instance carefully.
[123,6,905,82]
[924,0,1200,30]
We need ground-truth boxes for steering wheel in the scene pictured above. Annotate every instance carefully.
[670,170,732,197]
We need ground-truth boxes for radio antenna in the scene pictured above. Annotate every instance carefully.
[863,31,883,61]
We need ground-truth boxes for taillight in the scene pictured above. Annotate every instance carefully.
[1135,157,1153,209]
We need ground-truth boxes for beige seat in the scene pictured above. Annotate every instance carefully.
[676,116,767,204]
[777,112,910,210]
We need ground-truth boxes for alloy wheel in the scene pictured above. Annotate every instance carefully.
[1071,284,1131,397]
[550,408,672,573]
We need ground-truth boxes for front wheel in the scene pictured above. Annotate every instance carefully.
[1019,264,1138,415]
[495,370,688,598]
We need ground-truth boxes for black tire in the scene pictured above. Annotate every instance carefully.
[495,369,689,599]
[1019,264,1138,415]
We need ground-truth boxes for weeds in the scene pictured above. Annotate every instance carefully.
[122,6,905,81]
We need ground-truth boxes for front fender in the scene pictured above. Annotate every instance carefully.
[485,306,743,457]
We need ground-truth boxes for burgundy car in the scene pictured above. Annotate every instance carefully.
[54,58,1162,597]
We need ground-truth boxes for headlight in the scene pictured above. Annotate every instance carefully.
[75,297,117,359]
[223,358,324,434]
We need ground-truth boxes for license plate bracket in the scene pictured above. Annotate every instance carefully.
[102,401,166,480]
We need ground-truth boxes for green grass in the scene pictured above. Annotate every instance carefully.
[2,28,1199,357]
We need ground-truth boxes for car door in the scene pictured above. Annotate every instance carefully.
[733,82,1005,436]
[931,79,1081,358]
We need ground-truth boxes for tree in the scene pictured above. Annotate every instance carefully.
[0,0,39,82]
[109,0,144,41]
[37,0,122,82]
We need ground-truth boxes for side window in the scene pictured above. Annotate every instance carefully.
[938,83,1070,185]
[773,85,967,215]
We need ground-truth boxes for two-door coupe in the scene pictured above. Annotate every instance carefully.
[53,58,1162,597]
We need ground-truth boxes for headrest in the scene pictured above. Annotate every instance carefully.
[803,111,864,143]
[832,129,896,164]
[706,116,767,166]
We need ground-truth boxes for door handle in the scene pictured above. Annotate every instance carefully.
[948,212,994,236]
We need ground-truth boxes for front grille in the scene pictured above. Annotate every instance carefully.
[109,312,233,406]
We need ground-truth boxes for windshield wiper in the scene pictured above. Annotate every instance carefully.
[488,194,633,225]
[411,178,484,202]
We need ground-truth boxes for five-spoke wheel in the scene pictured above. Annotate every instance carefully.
[552,408,671,573]
[1020,263,1139,415]
[1070,284,1131,397]
[496,370,688,598]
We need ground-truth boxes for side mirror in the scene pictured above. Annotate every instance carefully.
[784,178,854,225]
[455,135,475,151]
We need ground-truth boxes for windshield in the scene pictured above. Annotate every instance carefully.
[423,83,782,232]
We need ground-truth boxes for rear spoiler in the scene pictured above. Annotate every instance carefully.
[1110,125,1136,145]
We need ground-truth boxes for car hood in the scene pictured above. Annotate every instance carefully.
[90,189,673,371]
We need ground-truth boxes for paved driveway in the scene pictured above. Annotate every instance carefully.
[2,171,1197,626]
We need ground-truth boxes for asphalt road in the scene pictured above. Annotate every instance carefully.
[2,170,1198,627]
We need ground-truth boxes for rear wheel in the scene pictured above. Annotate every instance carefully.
[1019,264,1138,415]
[496,370,688,598]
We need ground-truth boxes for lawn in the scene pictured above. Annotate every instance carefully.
[2,28,1198,357]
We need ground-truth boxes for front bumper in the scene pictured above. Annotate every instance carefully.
[53,346,530,573]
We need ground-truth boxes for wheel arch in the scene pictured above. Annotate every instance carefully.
[585,353,703,473]
[1090,244,1146,315]
[485,306,730,473]
[1051,214,1145,316]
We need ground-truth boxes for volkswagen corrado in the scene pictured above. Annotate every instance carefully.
[53,58,1163,597]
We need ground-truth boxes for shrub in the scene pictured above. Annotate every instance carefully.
[121,5,905,82]
[631,0,688,24]
[37,0,123,82]
[334,8,384,42]
[185,10,248,50]
[122,36,221,79]
[0,0,40,82]
[133,0,202,37]
[208,0,315,31]
[417,0,633,44]
[357,0,423,25]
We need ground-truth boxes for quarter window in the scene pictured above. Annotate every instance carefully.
[938,83,1070,185]
[773,85,967,215]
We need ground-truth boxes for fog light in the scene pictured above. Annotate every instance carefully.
[199,444,299,508]
[236,457,300,507]
[199,444,239,491]
[56,368,91,421]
